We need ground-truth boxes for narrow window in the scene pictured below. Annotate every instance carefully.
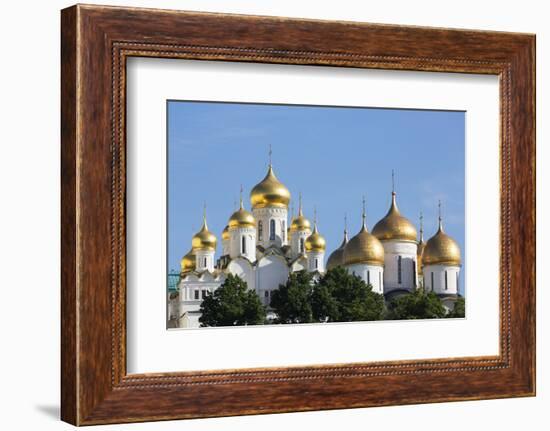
[281,220,286,242]
[194,290,199,300]
[367,271,370,285]
[241,236,246,254]
[412,261,416,285]
[456,272,459,290]
[204,257,207,267]
[264,291,269,298]
[431,272,434,291]
[258,221,263,240]
[445,270,448,290]
[201,289,207,299]
[270,219,276,240]
[315,258,318,269]
[300,237,305,254]
[397,256,402,284]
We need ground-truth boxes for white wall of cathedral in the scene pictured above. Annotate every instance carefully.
[307,251,325,273]
[227,258,256,291]
[228,226,257,262]
[222,239,230,256]
[422,264,460,296]
[194,249,215,272]
[253,207,288,248]
[255,255,290,306]
[380,241,418,294]
[290,256,307,272]
[346,264,384,295]
[289,230,310,258]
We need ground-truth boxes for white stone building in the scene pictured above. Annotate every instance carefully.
[169,162,462,328]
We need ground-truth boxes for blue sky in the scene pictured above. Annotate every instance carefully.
[167,101,465,294]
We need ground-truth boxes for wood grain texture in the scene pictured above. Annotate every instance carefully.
[60,4,536,425]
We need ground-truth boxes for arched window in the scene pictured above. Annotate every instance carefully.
[204,257,207,267]
[445,270,448,290]
[269,219,276,240]
[397,256,402,284]
[241,236,246,254]
[315,258,318,269]
[300,237,305,254]
[258,221,263,240]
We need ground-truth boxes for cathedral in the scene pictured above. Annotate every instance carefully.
[168,160,462,329]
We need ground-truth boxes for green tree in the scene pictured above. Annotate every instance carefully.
[199,274,266,327]
[270,270,314,323]
[311,267,385,322]
[446,296,465,318]
[385,288,447,320]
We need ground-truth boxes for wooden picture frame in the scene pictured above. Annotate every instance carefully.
[61,4,535,425]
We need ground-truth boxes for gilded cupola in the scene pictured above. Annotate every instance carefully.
[422,205,461,267]
[327,217,349,270]
[222,225,230,241]
[343,199,385,266]
[304,218,326,252]
[191,209,217,251]
[289,193,312,234]
[180,249,196,273]
[250,160,291,209]
[228,188,256,229]
[372,191,417,242]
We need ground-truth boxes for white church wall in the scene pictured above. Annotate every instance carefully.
[253,207,288,248]
[346,264,384,294]
[423,264,460,296]
[229,226,256,262]
[307,251,325,273]
[381,241,418,294]
[290,230,311,258]
[227,258,256,291]
[256,255,290,306]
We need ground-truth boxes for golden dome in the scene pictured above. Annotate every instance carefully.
[222,225,230,241]
[180,249,196,273]
[250,165,291,209]
[372,192,417,242]
[191,215,217,251]
[228,200,255,229]
[422,220,461,266]
[343,204,384,266]
[305,222,326,252]
[327,229,349,270]
[290,197,312,233]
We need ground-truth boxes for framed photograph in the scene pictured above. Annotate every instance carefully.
[61,4,535,425]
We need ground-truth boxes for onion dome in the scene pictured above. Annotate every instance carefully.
[228,192,255,229]
[423,212,461,266]
[250,164,291,209]
[327,222,349,270]
[289,193,312,234]
[305,223,326,252]
[191,211,217,251]
[222,225,230,241]
[180,249,196,273]
[372,192,417,242]
[343,200,385,266]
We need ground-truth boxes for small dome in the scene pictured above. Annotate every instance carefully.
[222,225,230,241]
[343,224,385,266]
[180,249,196,273]
[289,204,312,234]
[372,192,417,242]
[228,201,255,229]
[423,220,461,266]
[250,165,291,209]
[305,223,326,252]
[326,229,349,270]
[192,216,217,251]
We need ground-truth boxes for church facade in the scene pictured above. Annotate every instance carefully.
[169,162,462,329]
